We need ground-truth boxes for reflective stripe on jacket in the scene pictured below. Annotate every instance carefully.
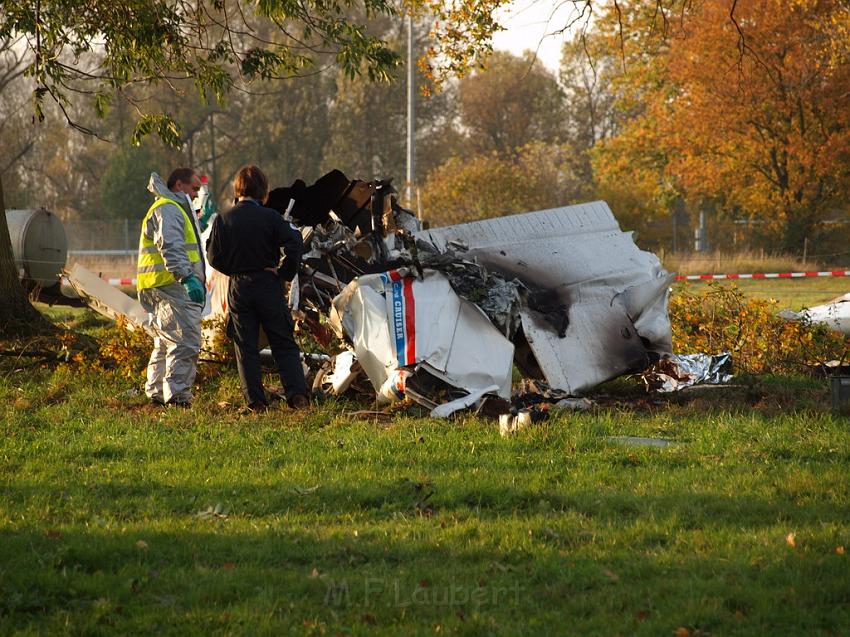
[137,197,202,290]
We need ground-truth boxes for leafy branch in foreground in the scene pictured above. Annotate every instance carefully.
[2,0,401,144]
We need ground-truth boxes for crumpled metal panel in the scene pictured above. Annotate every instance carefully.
[518,299,650,394]
[415,201,674,395]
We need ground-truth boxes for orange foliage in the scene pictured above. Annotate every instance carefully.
[594,0,850,252]
[664,0,850,250]
[84,317,153,381]
[420,142,586,226]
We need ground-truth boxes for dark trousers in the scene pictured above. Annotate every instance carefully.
[227,272,307,405]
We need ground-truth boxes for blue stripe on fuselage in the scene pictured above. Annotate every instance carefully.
[391,278,405,363]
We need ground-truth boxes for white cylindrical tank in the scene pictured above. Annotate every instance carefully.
[5,209,68,287]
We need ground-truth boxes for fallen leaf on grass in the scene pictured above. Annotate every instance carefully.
[136,540,149,550]
[786,532,796,548]
[222,562,236,570]
[674,628,691,637]
[13,398,32,410]
[293,485,320,495]
[837,546,845,555]
[603,569,620,582]
[44,530,62,540]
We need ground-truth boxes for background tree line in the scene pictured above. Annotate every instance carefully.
[3,0,849,256]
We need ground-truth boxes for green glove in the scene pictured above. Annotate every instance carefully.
[181,274,205,304]
[199,199,216,232]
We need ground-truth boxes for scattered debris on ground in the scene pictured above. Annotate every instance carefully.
[641,353,733,393]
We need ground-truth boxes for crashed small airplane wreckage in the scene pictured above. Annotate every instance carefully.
[66,168,717,417]
[780,294,850,336]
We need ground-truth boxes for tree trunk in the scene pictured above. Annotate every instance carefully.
[0,172,44,337]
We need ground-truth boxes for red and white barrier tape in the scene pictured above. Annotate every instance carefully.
[63,271,850,287]
[674,270,850,281]
[105,277,137,286]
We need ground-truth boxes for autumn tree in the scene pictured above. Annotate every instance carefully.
[321,12,464,193]
[664,0,850,252]
[421,141,586,226]
[593,0,850,252]
[587,0,686,244]
[418,48,583,226]
[457,51,567,155]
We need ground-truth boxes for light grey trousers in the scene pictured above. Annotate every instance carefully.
[139,283,203,403]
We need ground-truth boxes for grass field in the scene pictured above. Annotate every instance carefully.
[674,277,849,311]
[1,280,849,635]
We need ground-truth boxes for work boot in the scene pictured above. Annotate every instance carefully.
[288,394,310,410]
[166,399,192,409]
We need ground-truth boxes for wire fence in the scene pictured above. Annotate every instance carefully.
[63,219,137,252]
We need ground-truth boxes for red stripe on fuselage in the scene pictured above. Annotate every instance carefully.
[402,277,416,364]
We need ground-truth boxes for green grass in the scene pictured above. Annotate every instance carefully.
[674,277,850,311]
[2,363,849,635]
[3,286,850,635]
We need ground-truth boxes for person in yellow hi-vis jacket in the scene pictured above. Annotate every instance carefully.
[137,169,206,407]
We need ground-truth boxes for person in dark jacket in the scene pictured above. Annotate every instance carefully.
[206,165,309,412]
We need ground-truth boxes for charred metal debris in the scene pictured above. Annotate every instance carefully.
[261,169,726,417]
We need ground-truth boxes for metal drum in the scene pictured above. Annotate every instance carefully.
[5,209,68,287]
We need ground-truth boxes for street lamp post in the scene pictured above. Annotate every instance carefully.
[406,13,415,206]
